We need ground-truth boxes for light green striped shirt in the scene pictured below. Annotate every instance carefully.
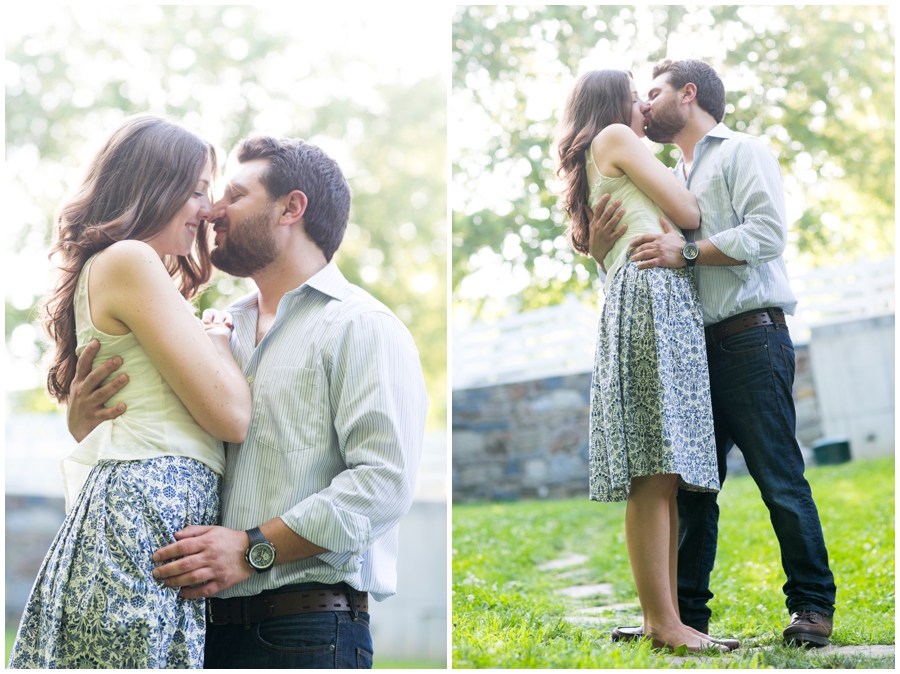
[677,123,798,326]
[217,262,428,601]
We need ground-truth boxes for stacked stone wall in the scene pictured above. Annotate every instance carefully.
[453,344,821,502]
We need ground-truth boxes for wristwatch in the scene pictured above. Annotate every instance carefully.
[682,242,700,267]
[245,527,276,573]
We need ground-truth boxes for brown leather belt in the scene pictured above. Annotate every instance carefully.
[207,589,368,626]
[705,308,787,347]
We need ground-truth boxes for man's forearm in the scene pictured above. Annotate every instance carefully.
[259,517,329,565]
[696,238,746,266]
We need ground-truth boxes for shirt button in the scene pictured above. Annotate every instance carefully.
[247,376,254,384]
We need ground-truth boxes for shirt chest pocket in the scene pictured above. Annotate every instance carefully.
[253,366,328,453]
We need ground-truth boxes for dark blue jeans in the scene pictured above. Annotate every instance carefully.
[676,322,836,628]
[203,585,373,669]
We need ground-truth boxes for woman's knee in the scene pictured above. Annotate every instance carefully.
[630,473,680,497]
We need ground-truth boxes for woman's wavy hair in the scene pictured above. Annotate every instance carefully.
[43,114,217,402]
[555,69,633,255]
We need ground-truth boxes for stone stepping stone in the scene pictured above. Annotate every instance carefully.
[563,616,610,626]
[575,603,640,614]
[556,583,613,599]
[658,642,894,666]
[535,554,588,571]
[820,644,893,657]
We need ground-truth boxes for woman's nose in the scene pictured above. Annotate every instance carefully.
[198,197,212,220]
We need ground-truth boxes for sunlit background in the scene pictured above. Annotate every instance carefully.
[450,10,894,664]
[452,5,894,323]
[6,4,448,667]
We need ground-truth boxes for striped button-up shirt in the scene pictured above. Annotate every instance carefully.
[217,262,427,601]
[676,123,798,326]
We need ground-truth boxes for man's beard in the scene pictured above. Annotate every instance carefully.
[643,97,686,144]
[210,210,279,278]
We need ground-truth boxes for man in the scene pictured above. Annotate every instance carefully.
[66,136,428,668]
[590,59,836,647]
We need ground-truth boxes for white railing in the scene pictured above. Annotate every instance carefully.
[786,256,894,344]
[453,294,599,389]
[453,256,894,389]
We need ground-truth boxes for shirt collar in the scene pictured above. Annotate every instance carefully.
[228,261,349,315]
[704,122,733,141]
[285,261,349,301]
[674,122,733,175]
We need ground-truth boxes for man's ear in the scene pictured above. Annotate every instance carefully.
[279,190,308,227]
[681,83,698,105]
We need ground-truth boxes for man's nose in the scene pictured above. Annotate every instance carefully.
[640,101,651,115]
[210,199,227,221]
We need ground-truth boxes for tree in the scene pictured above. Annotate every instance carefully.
[452,5,894,316]
[6,6,447,425]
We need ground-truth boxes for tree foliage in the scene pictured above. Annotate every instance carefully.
[6,6,446,425]
[452,5,894,316]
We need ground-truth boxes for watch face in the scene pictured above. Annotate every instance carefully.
[250,543,276,569]
[684,243,699,259]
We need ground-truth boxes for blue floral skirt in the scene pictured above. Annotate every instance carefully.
[8,456,221,669]
[589,262,719,502]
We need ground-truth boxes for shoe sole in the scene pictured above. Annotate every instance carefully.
[784,632,830,648]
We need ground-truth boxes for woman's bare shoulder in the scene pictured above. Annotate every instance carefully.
[93,240,166,277]
[592,123,638,148]
[590,125,639,177]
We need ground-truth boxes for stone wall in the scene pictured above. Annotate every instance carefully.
[453,373,592,502]
[453,344,823,502]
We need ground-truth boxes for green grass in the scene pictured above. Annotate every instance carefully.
[452,456,894,668]
[374,658,446,668]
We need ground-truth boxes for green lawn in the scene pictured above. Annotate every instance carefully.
[453,456,895,668]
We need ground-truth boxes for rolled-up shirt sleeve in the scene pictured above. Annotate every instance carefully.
[707,139,788,270]
[279,310,427,569]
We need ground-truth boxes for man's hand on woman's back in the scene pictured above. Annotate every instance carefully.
[66,339,128,442]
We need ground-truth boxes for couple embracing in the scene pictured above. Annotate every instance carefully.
[9,115,427,669]
[556,59,836,652]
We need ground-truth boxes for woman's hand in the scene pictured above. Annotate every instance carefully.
[201,309,234,340]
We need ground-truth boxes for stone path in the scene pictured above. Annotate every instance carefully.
[538,553,895,666]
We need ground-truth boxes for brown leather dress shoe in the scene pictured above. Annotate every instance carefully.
[611,625,740,651]
[783,610,833,647]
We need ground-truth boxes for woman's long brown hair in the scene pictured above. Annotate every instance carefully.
[44,114,217,402]
[555,70,633,255]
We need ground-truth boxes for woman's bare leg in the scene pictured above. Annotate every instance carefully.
[668,486,680,618]
[626,474,720,649]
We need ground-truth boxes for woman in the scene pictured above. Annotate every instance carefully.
[9,115,252,668]
[556,70,735,653]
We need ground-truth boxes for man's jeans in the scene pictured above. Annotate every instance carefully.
[676,322,837,628]
[204,586,373,669]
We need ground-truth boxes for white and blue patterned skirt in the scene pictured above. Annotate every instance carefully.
[9,456,221,669]
[589,262,719,502]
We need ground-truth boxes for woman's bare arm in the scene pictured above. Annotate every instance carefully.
[592,125,700,230]
[89,240,251,442]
